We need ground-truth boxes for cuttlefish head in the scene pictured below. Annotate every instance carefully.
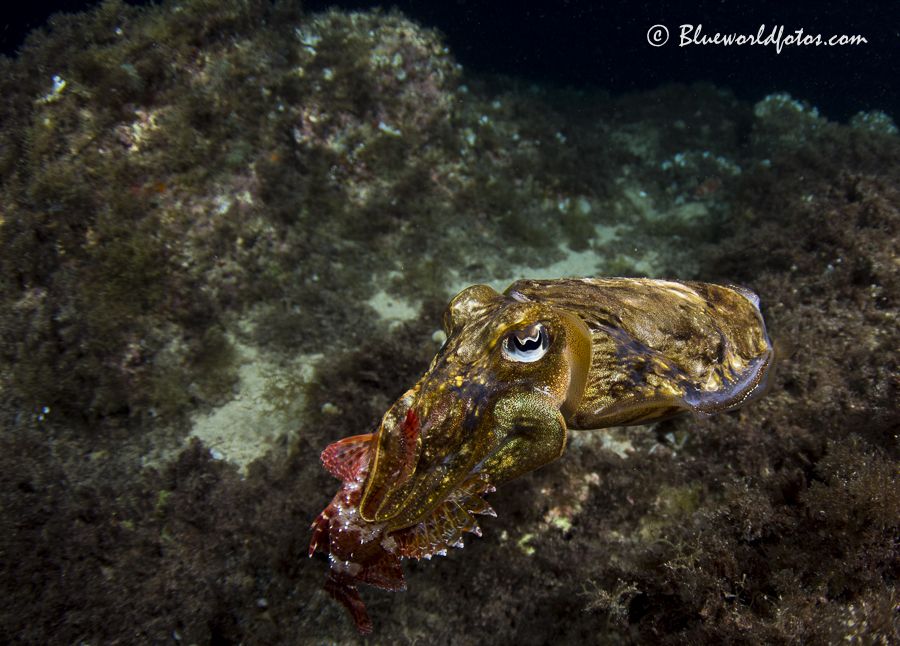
[358,285,592,530]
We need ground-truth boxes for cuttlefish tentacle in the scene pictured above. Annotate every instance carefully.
[358,292,593,529]
[309,277,774,633]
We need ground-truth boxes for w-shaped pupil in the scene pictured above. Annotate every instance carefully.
[514,334,541,351]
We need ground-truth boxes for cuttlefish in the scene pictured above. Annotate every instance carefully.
[309,278,773,633]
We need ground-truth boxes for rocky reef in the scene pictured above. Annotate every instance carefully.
[0,1,896,643]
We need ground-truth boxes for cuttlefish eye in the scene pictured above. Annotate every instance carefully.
[502,323,550,363]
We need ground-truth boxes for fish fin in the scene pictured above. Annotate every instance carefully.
[359,549,407,591]
[308,508,330,556]
[324,574,373,635]
[320,433,374,482]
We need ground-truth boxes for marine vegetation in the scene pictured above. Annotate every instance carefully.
[0,1,897,644]
[309,277,773,632]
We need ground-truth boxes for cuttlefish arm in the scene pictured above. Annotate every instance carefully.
[309,278,773,633]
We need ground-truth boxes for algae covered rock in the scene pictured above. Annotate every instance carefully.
[0,1,896,644]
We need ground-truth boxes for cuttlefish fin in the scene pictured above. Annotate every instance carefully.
[320,433,374,482]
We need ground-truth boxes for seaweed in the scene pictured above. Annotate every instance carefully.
[0,1,896,643]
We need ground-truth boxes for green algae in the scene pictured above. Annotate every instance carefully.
[638,482,703,542]
[3,0,709,422]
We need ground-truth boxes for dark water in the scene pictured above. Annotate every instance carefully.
[4,0,898,119]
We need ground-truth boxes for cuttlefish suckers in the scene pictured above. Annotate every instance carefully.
[358,277,774,528]
[311,277,774,633]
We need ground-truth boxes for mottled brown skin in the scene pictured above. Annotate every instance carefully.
[360,284,593,528]
[310,278,774,633]
[362,278,772,526]
[510,278,774,427]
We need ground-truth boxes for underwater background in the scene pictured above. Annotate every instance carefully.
[0,1,897,643]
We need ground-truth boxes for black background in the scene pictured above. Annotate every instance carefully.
[2,1,897,120]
